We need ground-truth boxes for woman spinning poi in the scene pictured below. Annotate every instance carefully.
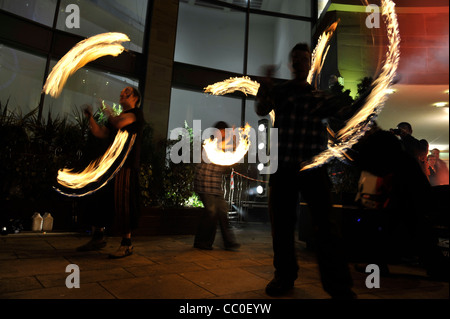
[43,33,144,258]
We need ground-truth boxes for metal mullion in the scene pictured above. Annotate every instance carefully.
[38,0,62,121]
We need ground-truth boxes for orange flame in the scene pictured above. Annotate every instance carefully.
[203,123,252,166]
[204,76,260,96]
[43,32,130,98]
[307,20,340,88]
[55,130,136,197]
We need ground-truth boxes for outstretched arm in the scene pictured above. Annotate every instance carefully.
[255,65,276,116]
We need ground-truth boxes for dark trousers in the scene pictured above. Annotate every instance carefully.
[194,193,237,248]
[113,167,141,235]
[269,165,353,296]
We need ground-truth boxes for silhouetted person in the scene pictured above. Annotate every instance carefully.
[255,43,369,299]
[390,122,429,177]
[352,123,448,280]
[431,148,449,185]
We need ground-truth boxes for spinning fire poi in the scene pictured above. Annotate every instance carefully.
[301,0,400,170]
[42,32,137,197]
[202,123,252,166]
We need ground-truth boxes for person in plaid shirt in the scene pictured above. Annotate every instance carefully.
[193,121,240,251]
[256,43,359,299]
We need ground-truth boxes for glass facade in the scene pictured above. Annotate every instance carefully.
[171,0,316,202]
[247,14,311,79]
[56,0,148,53]
[0,0,57,27]
[0,0,148,121]
[175,2,246,74]
[0,44,47,115]
[172,0,315,132]
[168,88,242,134]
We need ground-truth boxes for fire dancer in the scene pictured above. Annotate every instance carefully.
[77,86,143,259]
[193,121,241,251]
[255,43,365,298]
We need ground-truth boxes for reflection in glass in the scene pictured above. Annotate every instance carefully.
[43,61,138,122]
[56,0,148,53]
[0,45,47,115]
[0,0,57,27]
[247,14,311,79]
[175,2,245,73]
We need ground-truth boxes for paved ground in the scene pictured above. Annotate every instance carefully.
[0,222,447,315]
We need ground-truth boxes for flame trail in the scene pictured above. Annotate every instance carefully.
[42,32,130,98]
[54,130,136,197]
[203,124,252,166]
[204,76,260,96]
[307,20,340,88]
[301,0,400,171]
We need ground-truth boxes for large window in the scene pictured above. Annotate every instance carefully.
[175,2,246,73]
[0,0,149,122]
[168,88,242,137]
[0,45,47,115]
[56,0,149,53]
[172,0,315,134]
[0,0,57,27]
[171,0,315,203]
[248,14,311,79]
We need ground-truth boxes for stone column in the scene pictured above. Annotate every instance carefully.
[142,0,179,144]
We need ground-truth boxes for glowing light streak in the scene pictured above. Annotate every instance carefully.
[54,130,136,197]
[42,32,130,98]
[203,124,252,166]
[204,76,260,96]
[302,0,400,171]
[307,20,339,88]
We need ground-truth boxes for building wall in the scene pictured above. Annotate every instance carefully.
[142,0,179,144]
